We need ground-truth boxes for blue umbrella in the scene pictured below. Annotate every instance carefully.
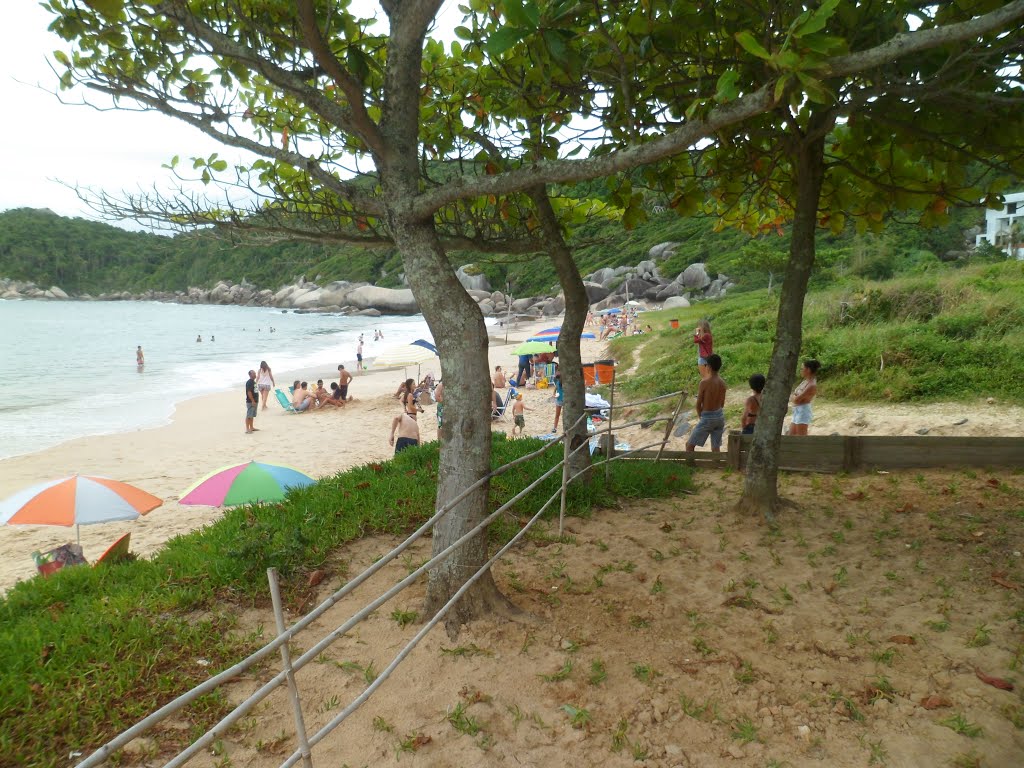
[599,308,623,315]
[529,332,596,341]
[411,339,437,355]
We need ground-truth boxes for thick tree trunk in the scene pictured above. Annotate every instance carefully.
[528,187,592,483]
[388,217,509,632]
[737,131,827,523]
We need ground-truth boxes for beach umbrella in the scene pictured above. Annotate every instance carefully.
[529,332,595,342]
[410,339,437,355]
[0,475,162,544]
[598,307,623,315]
[179,461,314,507]
[624,300,645,308]
[372,344,438,367]
[513,340,558,355]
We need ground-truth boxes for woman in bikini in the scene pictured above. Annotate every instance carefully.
[256,361,275,410]
[401,378,422,420]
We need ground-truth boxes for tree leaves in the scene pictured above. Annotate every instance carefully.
[715,69,740,103]
[735,31,770,60]
[485,27,526,55]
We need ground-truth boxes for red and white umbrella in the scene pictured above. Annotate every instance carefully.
[0,475,163,543]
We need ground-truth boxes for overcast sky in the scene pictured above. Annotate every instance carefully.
[0,2,461,228]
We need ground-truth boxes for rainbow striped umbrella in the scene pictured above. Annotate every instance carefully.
[0,475,162,544]
[179,461,315,507]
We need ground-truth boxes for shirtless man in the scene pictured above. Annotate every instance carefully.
[314,379,342,408]
[389,411,420,454]
[337,364,353,400]
[291,381,314,412]
[492,365,507,389]
[356,341,365,372]
[686,354,727,453]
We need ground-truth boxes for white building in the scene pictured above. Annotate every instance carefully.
[976,191,1024,258]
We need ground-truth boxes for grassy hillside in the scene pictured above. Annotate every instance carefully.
[0,201,986,297]
[609,260,1024,406]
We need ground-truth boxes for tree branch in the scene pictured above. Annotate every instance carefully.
[295,0,385,158]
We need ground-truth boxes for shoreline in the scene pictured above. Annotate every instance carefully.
[0,317,563,592]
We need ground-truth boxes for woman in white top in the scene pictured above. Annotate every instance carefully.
[257,361,275,410]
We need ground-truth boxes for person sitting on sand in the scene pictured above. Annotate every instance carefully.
[314,379,341,408]
[789,359,820,436]
[327,381,347,405]
[511,393,531,437]
[686,354,727,453]
[337,364,353,401]
[492,365,507,389]
[742,373,766,435]
[389,411,420,454]
[291,381,314,412]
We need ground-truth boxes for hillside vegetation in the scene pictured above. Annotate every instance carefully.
[0,201,985,297]
[610,260,1024,405]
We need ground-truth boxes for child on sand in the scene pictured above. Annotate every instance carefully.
[741,373,766,435]
[789,359,820,436]
[511,393,530,437]
[686,354,726,453]
[693,319,713,379]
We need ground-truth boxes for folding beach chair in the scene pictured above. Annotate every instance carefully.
[492,391,510,421]
[275,388,299,413]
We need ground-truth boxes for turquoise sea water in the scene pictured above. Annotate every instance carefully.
[0,300,432,459]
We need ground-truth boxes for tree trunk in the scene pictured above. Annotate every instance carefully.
[737,131,826,523]
[528,187,593,483]
[387,215,509,634]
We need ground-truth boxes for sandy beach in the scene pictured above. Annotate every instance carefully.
[0,317,594,592]
[4,315,1022,593]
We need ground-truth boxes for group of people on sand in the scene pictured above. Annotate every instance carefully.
[242,360,357,432]
[686,319,820,453]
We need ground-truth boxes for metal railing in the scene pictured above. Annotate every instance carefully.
[77,388,688,768]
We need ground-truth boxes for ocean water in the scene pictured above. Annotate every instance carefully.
[0,300,433,460]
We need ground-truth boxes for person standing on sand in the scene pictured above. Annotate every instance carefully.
[511,393,531,437]
[257,361,275,410]
[741,374,766,435]
[245,370,259,433]
[789,359,820,436]
[389,411,420,454]
[515,352,532,386]
[136,346,144,367]
[693,319,713,380]
[434,380,444,427]
[552,365,564,432]
[356,340,364,372]
[686,354,727,453]
[337,364,353,400]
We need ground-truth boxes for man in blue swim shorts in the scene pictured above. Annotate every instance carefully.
[687,354,727,453]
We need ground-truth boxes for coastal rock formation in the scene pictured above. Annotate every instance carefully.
[663,296,691,310]
[677,263,712,290]
[345,285,419,314]
[455,264,491,292]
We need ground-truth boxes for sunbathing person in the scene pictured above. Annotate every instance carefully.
[315,379,343,408]
[291,382,314,412]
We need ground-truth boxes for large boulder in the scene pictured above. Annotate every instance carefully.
[613,265,633,277]
[455,264,491,292]
[354,308,382,317]
[583,282,611,303]
[616,278,658,297]
[478,300,496,316]
[467,289,493,301]
[542,296,565,316]
[589,267,617,286]
[510,297,537,313]
[635,260,659,281]
[648,242,678,261]
[49,286,69,299]
[291,288,326,308]
[677,263,712,290]
[655,283,682,301]
[345,285,419,314]
[663,296,691,310]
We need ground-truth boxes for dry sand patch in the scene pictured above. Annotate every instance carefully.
[160,467,1024,768]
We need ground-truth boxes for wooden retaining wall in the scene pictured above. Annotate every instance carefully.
[726,432,1024,473]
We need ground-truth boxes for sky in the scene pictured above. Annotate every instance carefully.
[0,2,462,229]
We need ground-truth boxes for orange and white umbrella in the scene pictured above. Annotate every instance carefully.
[0,475,162,544]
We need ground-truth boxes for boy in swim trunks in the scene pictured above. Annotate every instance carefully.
[741,373,765,435]
[686,353,727,453]
[789,359,820,436]
[511,393,530,437]
[389,411,420,454]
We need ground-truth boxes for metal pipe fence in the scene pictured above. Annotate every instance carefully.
[77,389,689,768]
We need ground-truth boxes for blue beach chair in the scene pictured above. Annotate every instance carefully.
[275,388,298,413]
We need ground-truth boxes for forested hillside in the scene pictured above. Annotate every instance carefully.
[0,202,991,297]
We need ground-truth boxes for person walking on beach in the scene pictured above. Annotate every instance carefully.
[356,340,365,373]
[693,319,713,380]
[245,370,259,433]
[789,359,820,436]
[389,411,420,454]
[741,373,766,435]
[337,364,353,400]
[256,361,275,410]
[686,354,727,453]
[136,345,144,367]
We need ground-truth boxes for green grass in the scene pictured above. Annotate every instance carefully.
[610,260,1024,409]
[0,434,693,768]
